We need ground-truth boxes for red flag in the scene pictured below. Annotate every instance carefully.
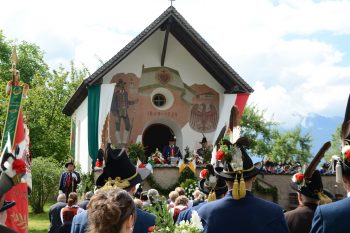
[5,108,29,233]
[234,93,250,116]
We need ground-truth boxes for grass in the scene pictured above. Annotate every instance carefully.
[28,203,51,233]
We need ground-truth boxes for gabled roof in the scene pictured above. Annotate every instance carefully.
[63,6,253,116]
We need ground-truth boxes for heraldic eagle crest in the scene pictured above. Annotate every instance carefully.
[190,103,218,133]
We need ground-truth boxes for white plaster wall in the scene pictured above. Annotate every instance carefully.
[74,98,91,173]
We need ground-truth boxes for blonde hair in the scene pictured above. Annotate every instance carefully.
[86,189,136,233]
[169,191,179,202]
[175,195,189,206]
[175,187,185,196]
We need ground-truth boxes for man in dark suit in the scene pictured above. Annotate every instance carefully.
[285,142,332,233]
[310,94,350,233]
[162,135,182,164]
[48,194,66,233]
[77,191,93,210]
[59,159,80,201]
[71,144,156,233]
[197,138,289,233]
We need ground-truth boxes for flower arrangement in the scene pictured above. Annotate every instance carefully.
[175,210,204,233]
[127,143,146,165]
[180,178,198,200]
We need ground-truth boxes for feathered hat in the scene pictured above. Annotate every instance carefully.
[334,94,350,183]
[96,143,142,189]
[291,141,332,204]
[198,164,228,202]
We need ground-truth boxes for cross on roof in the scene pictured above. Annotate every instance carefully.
[169,0,175,6]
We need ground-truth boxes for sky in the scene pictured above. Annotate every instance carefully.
[1,0,350,128]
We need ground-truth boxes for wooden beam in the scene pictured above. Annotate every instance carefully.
[161,18,172,66]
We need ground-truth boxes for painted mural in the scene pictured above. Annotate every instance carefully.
[107,66,219,147]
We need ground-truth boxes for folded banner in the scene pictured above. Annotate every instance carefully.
[1,85,24,151]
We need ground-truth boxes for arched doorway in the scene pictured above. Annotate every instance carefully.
[143,124,174,157]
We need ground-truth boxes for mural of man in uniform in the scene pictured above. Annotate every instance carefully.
[111,79,137,145]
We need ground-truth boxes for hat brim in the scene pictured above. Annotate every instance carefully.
[214,166,260,181]
[198,179,227,196]
[290,182,319,200]
[342,161,350,175]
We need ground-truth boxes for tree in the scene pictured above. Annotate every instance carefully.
[29,157,62,213]
[325,125,342,161]
[269,126,312,163]
[0,30,49,139]
[241,105,312,163]
[241,105,277,156]
[25,63,85,162]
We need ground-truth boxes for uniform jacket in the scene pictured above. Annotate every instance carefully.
[133,208,156,233]
[284,203,318,233]
[197,191,290,233]
[310,197,350,233]
[59,171,81,193]
[48,201,67,233]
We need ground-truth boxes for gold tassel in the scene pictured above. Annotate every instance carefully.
[232,174,240,200]
[239,174,246,198]
[336,161,342,183]
[207,190,216,202]
[318,192,332,205]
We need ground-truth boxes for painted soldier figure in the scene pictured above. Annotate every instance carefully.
[110,79,137,145]
[59,159,80,201]
[162,135,182,164]
[197,138,289,233]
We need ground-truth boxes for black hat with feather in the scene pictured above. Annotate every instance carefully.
[291,142,332,204]
[198,164,228,201]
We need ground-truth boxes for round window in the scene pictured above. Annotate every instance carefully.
[152,94,166,107]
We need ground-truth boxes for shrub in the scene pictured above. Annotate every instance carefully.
[29,157,62,213]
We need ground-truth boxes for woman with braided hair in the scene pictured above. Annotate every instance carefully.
[86,189,136,233]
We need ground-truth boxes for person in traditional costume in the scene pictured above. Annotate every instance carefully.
[59,159,81,202]
[197,138,289,233]
[71,143,156,233]
[285,142,332,233]
[162,135,182,164]
[310,94,350,233]
[196,136,211,164]
[176,164,228,224]
[150,148,166,164]
[111,79,137,145]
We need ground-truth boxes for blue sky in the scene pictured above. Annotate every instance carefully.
[0,0,349,129]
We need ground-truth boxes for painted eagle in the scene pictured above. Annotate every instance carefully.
[190,103,218,133]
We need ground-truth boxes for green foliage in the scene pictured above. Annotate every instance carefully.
[144,196,176,233]
[241,105,312,163]
[253,179,278,203]
[77,172,95,198]
[24,64,85,161]
[241,105,277,156]
[270,126,312,163]
[180,179,197,199]
[29,157,62,213]
[128,143,146,164]
[325,125,342,161]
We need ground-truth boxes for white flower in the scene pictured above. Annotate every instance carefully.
[190,211,204,230]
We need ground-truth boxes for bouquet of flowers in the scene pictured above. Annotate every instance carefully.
[180,178,198,200]
[175,210,204,233]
